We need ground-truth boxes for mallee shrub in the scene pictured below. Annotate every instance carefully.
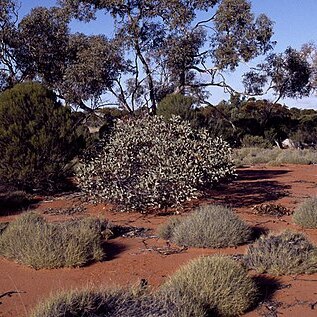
[77,115,235,211]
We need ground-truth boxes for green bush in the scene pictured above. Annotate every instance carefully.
[0,82,81,191]
[159,255,258,317]
[0,213,104,269]
[159,205,252,248]
[157,93,195,121]
[293,197,317,228]
[30,287,174,317]
[241,135,271,148]
[77,115,235,211]
[244,231,317,275]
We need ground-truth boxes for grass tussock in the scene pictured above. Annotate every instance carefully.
[233,147,317,166]
[0,213,104,269]
[158,204,252,248]
[30,286,174,317]
[244,231,317,275]
[159,255,258,317]
[293,197,317,228]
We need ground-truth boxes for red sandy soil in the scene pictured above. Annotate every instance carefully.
[1,164,317,317]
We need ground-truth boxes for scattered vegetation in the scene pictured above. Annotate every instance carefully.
[293,197,317,228]
[0,82,83,192]
[244,231,317,275]
[77,115,235,211]
[233,147,317,166]
[158,205,252,248]
[0,213,104,269]
[30,287,174,317]
[159,255,258,317]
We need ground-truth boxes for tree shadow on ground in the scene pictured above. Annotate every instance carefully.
[206,169,291,208]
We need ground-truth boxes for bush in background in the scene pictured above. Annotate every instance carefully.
[293,197,317,228]
[158,205,252,248]
[0,213,104,269]
[0,82,82,192]
[159,255,258,317]
[77,115,235,211]
[244,231,317,275]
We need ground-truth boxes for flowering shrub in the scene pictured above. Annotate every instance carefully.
[77,115,235,211]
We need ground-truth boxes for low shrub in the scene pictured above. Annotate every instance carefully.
[158,205,252,248]
[244,231,317,275]
[77,115,235,211]
[293,197,317,228]
[159,255,258,317]
[157,218,181,240]
[0,213,104,269]
[30,287,174,317]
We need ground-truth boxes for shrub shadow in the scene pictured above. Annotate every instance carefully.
[206,169,291,208]
[0,192,41,216]
[103,240,127,261]
[247,275,284,314]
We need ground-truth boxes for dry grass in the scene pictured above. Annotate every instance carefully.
[233,147,317,166]
[30,286,174,317]
[159,255,258,317]
[293,197,317,228]
[244,231,317,275]
[158,204,252,248]
[0,213,105,269]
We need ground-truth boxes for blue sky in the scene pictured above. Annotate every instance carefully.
[19,0,317,109]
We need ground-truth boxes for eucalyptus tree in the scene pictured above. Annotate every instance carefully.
[0,1,125,112]
[0,0,313,113]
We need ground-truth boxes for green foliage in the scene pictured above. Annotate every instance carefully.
[157,93,195,121]
[77,115,235,211]
[241,135,271,148]
[159,255,258,317]
[159,205,251,248]
[0,212,104,269]
[293,197,317,228]
[30,287,174,317]
[244,231,317,275]
[0,82,81,191]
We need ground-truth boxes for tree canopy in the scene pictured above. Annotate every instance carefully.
[0,0,314,113]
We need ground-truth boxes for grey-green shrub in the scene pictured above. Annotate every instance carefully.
[77,115,235,211]
[30,287,175,317]
[244,231,317,275]
[0,213,104,269]
[293,197,317,228]
[159,205,252,248]
[159,255,258,317]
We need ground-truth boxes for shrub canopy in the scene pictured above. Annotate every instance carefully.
[0,82,81,191]
[77,115,235,211]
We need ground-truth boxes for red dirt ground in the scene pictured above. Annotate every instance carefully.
[1,164,317,317]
